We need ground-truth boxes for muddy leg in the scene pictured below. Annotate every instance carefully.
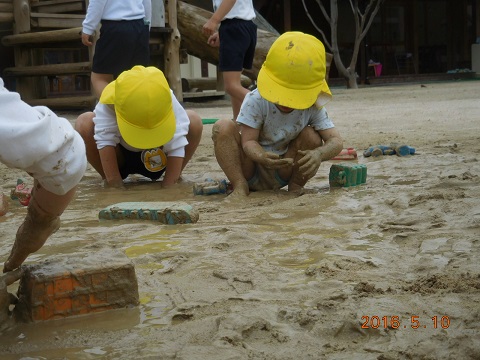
[212,119,251,198]
[3,182,75,272]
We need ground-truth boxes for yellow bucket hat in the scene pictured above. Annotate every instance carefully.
[99,66,176,149]
[257,32,332,109]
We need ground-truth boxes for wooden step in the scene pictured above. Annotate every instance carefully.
[2,27,82,45]
[31,12,84,28]
[3,62,91,77]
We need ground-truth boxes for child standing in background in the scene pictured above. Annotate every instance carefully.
[81,0,152,98]
[202,0,257,120]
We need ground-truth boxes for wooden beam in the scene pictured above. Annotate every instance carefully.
[13,0,31,34]
[31,1,84,14]
[30,13,84,28]
[182,76,252,92]
[4,62,91,76]
[2,27,82,45]
[164,0,182,101]
[0,3,13,11]
[0,11,13,23]
[26,95,96,109]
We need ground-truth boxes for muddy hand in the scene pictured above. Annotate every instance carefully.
[3,197,60,273]
[262,152,294,169]
[297,149,322,179]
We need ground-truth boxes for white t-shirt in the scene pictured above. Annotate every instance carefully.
[0,78,87,195]
[237,89,335,155]
[82,0,152,35]
[92,90,190,158]
[212,0,255,21]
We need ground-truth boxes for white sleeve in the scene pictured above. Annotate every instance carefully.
[82,0,108,35]
[0,78,87,195]
[93,103,122,149]
[143,0,152,25]
[163,92,189,158]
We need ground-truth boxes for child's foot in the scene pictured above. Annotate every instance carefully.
[224,182,249,202]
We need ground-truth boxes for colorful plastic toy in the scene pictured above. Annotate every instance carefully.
[193,179,229,195]
[363,144,415,157]
[10,179,32,206]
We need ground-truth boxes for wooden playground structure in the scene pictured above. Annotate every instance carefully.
[0,0,283,109]
[0,1,334,109]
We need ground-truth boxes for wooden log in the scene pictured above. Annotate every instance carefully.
[0,11,13,23]
[3,62,91,76]
[2,27,82,46]
[182,76,252,92]
[30,13,84,28]
[30,0,84,14]
[0,3,13,11]
[164,0,182,101]
[13,0,30,34]
[26,95,96,109]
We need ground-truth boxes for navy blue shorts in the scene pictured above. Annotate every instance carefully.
[218,19,257,71]
[92,19,150,78]
[119,146,167,181]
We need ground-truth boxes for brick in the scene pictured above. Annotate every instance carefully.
[98,201,199,224]
[329,163,367,188]
[14,251,139,322]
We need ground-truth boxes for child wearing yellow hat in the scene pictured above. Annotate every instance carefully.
[212,32,343,198]
[75,66,203,188]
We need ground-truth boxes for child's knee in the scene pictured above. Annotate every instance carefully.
[212,119,237,143]
[299,126,323,148]
[74,112,95,136]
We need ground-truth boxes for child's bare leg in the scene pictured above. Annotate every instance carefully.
[3,182,76,272]
[182,110,203,171]
[75,112,106,178]
[91,72,113,99]
[212,119,251,197]
[223,71,249,120]
[284,127,323,192]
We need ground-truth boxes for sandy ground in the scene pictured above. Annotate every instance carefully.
[1,80,479,359]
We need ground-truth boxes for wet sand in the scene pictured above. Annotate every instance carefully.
[1,80,479,359]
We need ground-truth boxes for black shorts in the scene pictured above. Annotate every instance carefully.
[92,19,150,78]
[119,146,167,181]
[218,19,257,72]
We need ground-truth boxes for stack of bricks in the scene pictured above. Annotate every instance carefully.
[14,251,139,322]
[329,163,367,188]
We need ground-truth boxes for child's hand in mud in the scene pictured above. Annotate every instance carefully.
[296,149,322,179]
[260,152,294,169]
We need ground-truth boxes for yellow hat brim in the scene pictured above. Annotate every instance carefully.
[117,107,176,149]
[257,66,332,109]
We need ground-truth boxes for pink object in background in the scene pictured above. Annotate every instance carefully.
[332,148,358,160]
[10,179,32,206]
[368,60,382,77]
